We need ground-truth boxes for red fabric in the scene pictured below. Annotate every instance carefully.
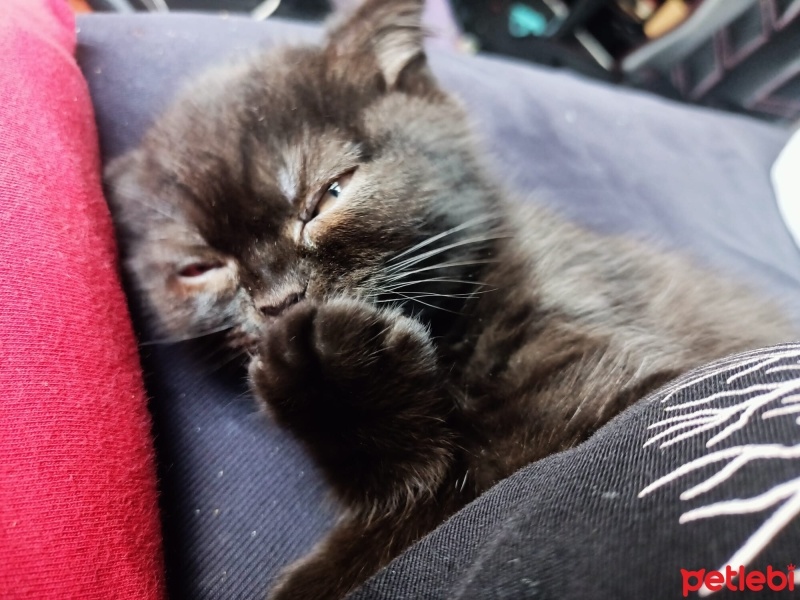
[0,1,165,598]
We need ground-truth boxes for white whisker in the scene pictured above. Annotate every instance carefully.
[386,214,500,264]
[374,259,499,285]
[374,290,490,301]
[385,234,509,275]
[381,278,490,292]
[383,291,463,314]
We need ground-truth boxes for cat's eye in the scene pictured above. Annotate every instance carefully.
[326,181,342,199]
[173,258,235,293]
[178,261,223,278]
[306,170,355,222]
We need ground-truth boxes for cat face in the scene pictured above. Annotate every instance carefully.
[105,0,500,351]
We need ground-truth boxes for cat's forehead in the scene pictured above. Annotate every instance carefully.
[151,47,377,186]
[270,131,366,201]
[245,47,378,137]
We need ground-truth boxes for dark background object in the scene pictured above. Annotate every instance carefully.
[455,0,800,123]
[87,0,332,20]
[549,0,609,39]
[638,0,800,122]
[451,0,616,81]
[85,0,136,12]
[162,0,330,20]
[82,0,800,122]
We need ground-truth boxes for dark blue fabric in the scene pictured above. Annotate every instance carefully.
[75,13,800,599]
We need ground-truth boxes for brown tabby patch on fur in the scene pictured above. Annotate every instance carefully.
[105,1,796,598]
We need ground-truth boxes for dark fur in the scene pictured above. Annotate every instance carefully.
[105,2,796,598]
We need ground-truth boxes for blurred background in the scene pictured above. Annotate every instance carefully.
[69,0,800,124]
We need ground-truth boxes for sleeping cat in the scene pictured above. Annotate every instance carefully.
[104,1,795,598]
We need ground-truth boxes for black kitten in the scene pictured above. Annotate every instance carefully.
[105,1,795,598]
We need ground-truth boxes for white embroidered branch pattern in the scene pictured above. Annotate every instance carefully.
[639,344,800,596]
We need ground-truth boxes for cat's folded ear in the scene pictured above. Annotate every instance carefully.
[325,0,434,93]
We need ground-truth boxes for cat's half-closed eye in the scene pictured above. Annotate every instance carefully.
[177,261,224,279]
[300,169,354,223]
[174,258,236,293]
[294,169,357,245]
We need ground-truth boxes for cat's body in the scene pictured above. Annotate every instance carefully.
[105,2,795,598]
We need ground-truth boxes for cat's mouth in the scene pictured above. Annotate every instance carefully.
[223,284,310,355]
[258,290,306,317]
[256,279,310,324]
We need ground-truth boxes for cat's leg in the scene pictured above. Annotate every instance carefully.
[250,298,460,598]
[267,502,447,600]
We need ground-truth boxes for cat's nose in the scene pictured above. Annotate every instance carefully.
[259,292,304,317]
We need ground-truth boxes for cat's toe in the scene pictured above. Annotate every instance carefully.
[312,298,386,374]
[313,298,436,378]
[382,315,436,368]
[250,301,318,398]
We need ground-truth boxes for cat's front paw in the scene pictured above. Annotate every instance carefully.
[248,300,320,406]
[249,297,437,424]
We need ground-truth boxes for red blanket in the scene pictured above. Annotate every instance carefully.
[0,0,165,597]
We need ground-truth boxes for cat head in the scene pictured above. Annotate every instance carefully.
[106,0,501,350]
